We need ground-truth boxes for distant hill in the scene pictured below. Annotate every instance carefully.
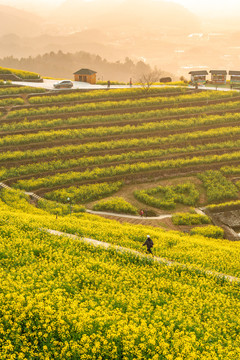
[0,5,43,37]
[53,0,201,34]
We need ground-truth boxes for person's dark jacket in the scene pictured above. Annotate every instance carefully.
[143,237,153,249]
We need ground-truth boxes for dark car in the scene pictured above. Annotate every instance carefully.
[53,80,73,89]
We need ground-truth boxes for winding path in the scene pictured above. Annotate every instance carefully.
[86,209,172,220]
[45,228,240,284]
[0,182,238,283]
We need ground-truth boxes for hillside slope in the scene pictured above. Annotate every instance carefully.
[0,187,239,358]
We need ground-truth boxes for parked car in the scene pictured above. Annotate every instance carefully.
[53,80,73,89]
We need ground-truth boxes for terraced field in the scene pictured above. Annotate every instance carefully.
[0,84,240,359]
[1,85,240,216]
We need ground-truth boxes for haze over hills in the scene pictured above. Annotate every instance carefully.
[1,0,240,78]
[0,5,43,37]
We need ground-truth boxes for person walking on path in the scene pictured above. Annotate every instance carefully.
[140,209,144,217]
[143,235,154,255]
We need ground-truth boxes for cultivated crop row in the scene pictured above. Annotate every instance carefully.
[2,111,240,148]
[0,86,45,96]
[12,150,240,191]
[3,96,240,135]
[0,97,25,107]
[28,86,189,104]
[5,90,238,119]
[3,138,240,180]
[1,127,240,164]
[3,105,240,136]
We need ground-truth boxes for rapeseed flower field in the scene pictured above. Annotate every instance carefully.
[1,85,240,358]
[0,194,239,359]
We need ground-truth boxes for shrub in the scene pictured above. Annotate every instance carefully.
[190,225,224,239]
[172,212,211,225]
[93,197,138,215]
[143,209,157,217]
[198,170,238,203]
[45,181,123,204]
[134,183,199,210]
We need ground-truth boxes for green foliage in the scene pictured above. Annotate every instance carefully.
[45,181,123,204]
[93,197,138,215]
[198,170,238,203]
[190,225,224,239]
[172,212,211,225]
[134,183,199,210]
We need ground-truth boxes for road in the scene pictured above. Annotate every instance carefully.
[13,79,139,91]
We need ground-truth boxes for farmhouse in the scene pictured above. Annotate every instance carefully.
[229,71,240,85]
[73,69,97,84]
[189,70,208,83]
[209,70,227,85]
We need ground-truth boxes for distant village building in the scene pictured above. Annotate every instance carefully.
[73,69,97,84]
[209,70,227,85]
[189,71,208,84]
[160,77,172,83]
[229,71,240,85]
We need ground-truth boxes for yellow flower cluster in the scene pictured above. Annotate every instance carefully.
[0,199,240,358]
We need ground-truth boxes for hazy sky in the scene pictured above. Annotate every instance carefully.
[0,0,240,17]
[165,0,240,16]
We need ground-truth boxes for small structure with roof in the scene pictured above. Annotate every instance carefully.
[189,70,208,84]
[73,68,97,84]
[209,70,227,85]
[229,71,240,86]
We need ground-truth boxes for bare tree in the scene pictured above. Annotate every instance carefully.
[138,69,161,91]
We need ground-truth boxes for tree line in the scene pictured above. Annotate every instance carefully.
[0,51,171,82]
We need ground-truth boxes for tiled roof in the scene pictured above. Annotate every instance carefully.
[189,71,208,75]
[74,68,97,75]
[229,71,240,75]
